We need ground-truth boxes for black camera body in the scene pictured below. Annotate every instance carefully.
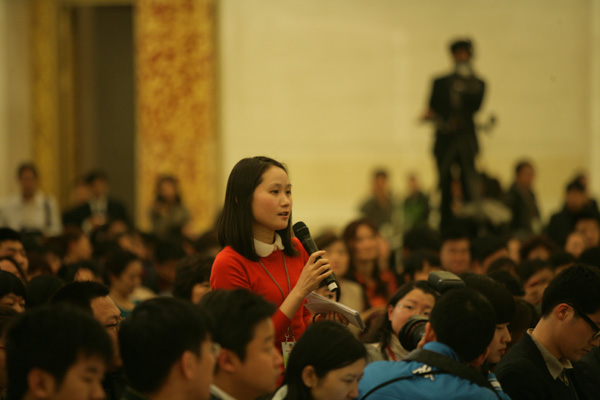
[397,271,465,351]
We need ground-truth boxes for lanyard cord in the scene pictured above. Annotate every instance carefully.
[258,254,295,342]
[258,253,290,301]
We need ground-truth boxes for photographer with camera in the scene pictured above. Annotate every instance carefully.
[358,286,510,399]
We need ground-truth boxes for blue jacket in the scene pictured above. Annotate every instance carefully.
[358,342,511,400]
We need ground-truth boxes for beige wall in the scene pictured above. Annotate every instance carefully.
[0,0,32,196]
[219,0,598,232]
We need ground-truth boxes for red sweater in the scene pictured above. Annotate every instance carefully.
[210,238,311,344]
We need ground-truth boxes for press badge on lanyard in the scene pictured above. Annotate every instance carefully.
[282,327,296,368]
[259,254,297,369]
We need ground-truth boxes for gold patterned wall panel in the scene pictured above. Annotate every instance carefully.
[136,0,218,234]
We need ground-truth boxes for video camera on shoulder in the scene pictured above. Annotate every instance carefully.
[398,271,465,351]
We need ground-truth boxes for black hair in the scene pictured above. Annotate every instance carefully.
[25,275,65,309]
[343,218,388,300]
[154,239,186,264]
[193,230,221,255]
[57,260,101,283]
[373,169,388,179]
[363,281,439,359]
[172,255,213,302]
[470,235,506,264]
[314,231,341,251]
[516,259,552,284]
[16,162,39,179]
[283,321,366,400]
[566,180,585,193]
[217,156,298,261]
[0,228,22,247]
[574,210,600,226]
[440,228,470,246]
[514,160,532,176]
[155,174,182,204]
[6,304,112,400]
[0,256,27,283]
[450,39,472,54]
[487,270,525,297]
[85,169,108,185]
[119,297,213,394]
[59,227,87,258]
[402,250,440,282]
[430,287,496,363]
[461,273,515,324]
[403,226,441,253]
[579,247,600,268]
[541,264,600,317]
[104,250,138,282]
[519,235,556,261]
[487,257,518,276]
[548,251,576,271]
[0,270,26,300]
[199,289,275,361]
[50,281,110,314]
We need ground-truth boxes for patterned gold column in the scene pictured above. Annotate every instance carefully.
[136,0,218,235]
[31,0,61,205]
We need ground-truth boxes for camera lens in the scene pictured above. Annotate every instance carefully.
[398,315,428,351]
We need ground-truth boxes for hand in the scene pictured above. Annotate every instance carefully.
[314,312,350,327]
[292,251,332,299]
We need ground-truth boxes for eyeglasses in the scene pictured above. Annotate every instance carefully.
[103,318,123,333]
[568,303,600,340]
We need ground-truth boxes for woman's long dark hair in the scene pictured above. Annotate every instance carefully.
[362,281,439,360]
[217,156,297,261]
[342,218,387,302]
[284,321,366,400]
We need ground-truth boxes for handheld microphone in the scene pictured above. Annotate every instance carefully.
[292,221,339,293]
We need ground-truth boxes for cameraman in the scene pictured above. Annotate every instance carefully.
[358,287,510,399]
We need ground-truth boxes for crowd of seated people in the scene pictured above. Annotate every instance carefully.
[0,157,599,400]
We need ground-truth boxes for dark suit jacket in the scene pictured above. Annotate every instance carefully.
[428,73,485,159]
[63,199,129,228]
[494,333,587,400]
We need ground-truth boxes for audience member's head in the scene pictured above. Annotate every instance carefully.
[314,232,351,281]
[519,235,556,261]
[61,227,93,264]
[155,174,182,205]
[5,305,112,400]
[487,256,519,281]
[487,269,525,297]
[564,231,586,259]
[574,211,600,249]
[565,180,587,213]
[401,250,441,283]
[0,228,28,275]
[104,250,142,299]
[51,281,122,370]
[548,251,576,276]
[426,287,496,364]
[119,297,215,400]
[470,235,508,275]
[193,230,221,257]
[154,240,186,290]
[535,264,600,362]
[16,162,39,199]
[578,246,600,268]
[57,260,101,283]
[439,228,471,275]
[402,226,440,256]
[283,321,367,400]
[461,273,515,364]
[364,281,439,360]
[342,218,379,268]
[25,275,64,309]
[516,259,554,308]
[0,256,27,283]
[507,298,539,352]
[0,270,26,313]
[514,160,534,189]
[173,255,213,304]
[85,170,109,199]
[200,289,282,400]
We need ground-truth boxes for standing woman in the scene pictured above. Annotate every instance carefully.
[149,174,191,240]
[211,157,342,350]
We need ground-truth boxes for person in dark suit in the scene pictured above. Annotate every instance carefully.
[494,264,600,400]
[62,170,129,232]
[423,39,486,229]
[504,160,541,239]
